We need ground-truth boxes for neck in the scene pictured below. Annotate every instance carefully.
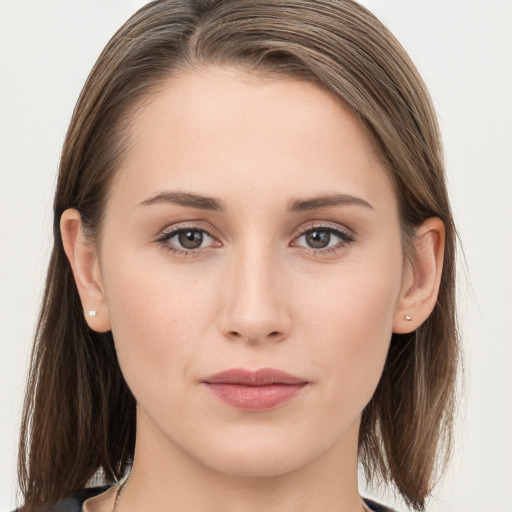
[118,412,365,512]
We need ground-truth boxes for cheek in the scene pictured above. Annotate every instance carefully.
[298,257,402,413]
[101,252,218,399]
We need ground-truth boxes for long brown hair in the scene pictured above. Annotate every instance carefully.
[18,1,460,510]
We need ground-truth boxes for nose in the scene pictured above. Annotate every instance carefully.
[217,244,292,345]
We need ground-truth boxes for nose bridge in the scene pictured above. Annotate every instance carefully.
[219,237,291,343]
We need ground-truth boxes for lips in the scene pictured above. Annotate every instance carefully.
[202,368,309,411]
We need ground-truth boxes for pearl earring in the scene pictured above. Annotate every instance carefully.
[88,310,97,317]
[404,314,412,321]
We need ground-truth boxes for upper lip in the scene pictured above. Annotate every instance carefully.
[203,367,308,386]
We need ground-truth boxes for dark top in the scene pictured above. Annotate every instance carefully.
[15,486,397,511]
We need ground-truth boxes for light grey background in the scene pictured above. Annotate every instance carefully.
[1,1,511,511]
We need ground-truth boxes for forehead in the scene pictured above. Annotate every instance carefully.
[112,66,396,214]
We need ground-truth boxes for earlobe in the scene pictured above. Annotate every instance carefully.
[393,217,445,334]
[60,209,111,333]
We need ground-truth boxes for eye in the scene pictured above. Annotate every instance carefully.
[292,225,354,253]
[158,226,219,254]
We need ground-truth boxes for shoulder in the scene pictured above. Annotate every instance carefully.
[12,487,111,512]
[363,497,399,512]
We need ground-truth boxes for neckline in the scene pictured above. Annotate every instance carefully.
[79,485,391,512]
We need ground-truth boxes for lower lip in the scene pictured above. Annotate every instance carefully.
[203,383,308,411]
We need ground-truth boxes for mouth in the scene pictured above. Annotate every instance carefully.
[202,367,309,411]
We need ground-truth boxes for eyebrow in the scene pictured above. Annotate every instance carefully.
[138,191,225,211]
[138,191,373,212]
[287,193,374,212]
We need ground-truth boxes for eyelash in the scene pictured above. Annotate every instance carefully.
[156,223,354,258]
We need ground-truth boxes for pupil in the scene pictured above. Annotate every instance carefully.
[306,229,330,248]
[179,230,203,249]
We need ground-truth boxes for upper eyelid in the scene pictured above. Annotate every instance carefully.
[157,220,354,243]
[159,222,216,238]
[294,221,354,237]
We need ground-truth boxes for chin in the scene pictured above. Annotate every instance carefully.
[185,424,347,479]
[202,446,309,479]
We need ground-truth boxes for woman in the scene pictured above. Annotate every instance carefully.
[16,1,459,511]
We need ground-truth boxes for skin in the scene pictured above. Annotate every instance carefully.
[62,67,444,512]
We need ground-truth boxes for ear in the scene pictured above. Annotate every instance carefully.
[393,217,445,334]
[60,209,111,332]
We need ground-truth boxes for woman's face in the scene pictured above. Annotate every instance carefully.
[95,67,408,477]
